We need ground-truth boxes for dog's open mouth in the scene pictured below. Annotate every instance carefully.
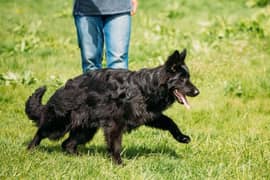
[173,89,190,109]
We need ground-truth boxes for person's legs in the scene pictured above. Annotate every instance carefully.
[74,15,104,72]
[104,13,131,69]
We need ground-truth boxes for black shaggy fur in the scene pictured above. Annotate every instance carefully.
[25,49,199,164]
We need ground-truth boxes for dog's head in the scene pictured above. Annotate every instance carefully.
[165,49,199,109]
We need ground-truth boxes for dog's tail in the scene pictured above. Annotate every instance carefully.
[25,86,47,125]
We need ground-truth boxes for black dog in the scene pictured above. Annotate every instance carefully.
[25,49,199,164]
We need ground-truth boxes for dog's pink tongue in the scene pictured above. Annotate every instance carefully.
[180,94,190,109]
[173,90,191,109]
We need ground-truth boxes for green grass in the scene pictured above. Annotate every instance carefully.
[1,0,270,179]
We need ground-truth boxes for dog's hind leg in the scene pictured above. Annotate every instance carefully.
[61,127,98,154]
[145,114,191,144]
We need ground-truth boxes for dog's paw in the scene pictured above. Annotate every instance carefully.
[176,135,191,144]
[113,158,123,165]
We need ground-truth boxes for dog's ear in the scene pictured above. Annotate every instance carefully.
[165,49,186,72]
[179,48,187,62]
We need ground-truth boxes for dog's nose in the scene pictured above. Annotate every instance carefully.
[193,89,200,96]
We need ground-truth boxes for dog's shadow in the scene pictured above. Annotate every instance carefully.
[25,141,181,159]
[121,145,181,159]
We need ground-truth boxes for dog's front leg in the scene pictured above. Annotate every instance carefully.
[145,114,190,143]
[27,129,44,150]
[104,123,123,165]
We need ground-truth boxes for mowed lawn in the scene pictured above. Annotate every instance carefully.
[0,0,270,179]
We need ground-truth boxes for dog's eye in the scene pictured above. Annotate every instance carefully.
[170,65,181,73]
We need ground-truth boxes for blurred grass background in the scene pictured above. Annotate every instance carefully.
[0,0,270,179]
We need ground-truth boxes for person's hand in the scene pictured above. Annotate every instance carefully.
[131,0,138,16]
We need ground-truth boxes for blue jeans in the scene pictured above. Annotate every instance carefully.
[74,13,131,73]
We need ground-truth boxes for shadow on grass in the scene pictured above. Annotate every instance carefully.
[24,140,181,159]
[122,145,181,159]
